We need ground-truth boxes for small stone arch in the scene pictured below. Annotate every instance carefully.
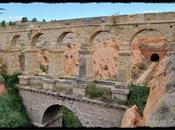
[10,34,20,46]
[31,32,44,47]
[41,103,83,127]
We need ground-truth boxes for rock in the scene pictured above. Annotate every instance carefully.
[120,105,144,128]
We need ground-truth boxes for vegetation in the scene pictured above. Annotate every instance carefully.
[21,17,28,22]
[42,19,46,22]
[40,64,47,72]
[86,83,112,102]
[0,69,32,127]
[1,20,6,27]
[32,17,37,22]
[9,21,16,26]
[61,106,82,128]
[126,83,150,115]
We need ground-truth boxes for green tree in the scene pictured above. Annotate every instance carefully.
[32,17,37,22]
[9,21,13,26]
[1,20,6,27]
[21,17,28,22]
[42,19,46,22]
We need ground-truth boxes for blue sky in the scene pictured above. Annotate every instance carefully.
[1,3,175,22]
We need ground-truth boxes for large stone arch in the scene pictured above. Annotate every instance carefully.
[31,32,44,47]
[9,34,21,46]
[125,27,170,51]
[57,30,81,77]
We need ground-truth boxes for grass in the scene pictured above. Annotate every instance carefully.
[125,83,150,115]
[86,83,112,102]
[0,69,32,128]
[40,64,47,73]
[61,106,82,128]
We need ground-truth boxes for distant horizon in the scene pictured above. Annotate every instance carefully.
[1,3,175,22]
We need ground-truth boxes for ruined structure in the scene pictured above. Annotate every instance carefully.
[0,11,175,127]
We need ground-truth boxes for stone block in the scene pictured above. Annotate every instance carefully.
[73,83,87,99]
[18,75,31,85]
[111,88,129,102]
[43,78,56,90]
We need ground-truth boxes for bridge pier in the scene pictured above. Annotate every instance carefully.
[22,46,42,75]
[48,45,64,79]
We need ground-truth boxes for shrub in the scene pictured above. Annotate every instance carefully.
[40,64,46,72]
[9,21,15,26]
[32,17,37,22]
[86,83,112,102]
[21,17,28,22]
[0,71,32,127]
[61,106,82,128]
[1,20,6,27]
[42,19,46,22]
[126,83,150,115]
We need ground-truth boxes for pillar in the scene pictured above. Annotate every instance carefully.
[77,45,94,84]
[23,46,42,75]
[117,51,132,83]
[48,45,64,79]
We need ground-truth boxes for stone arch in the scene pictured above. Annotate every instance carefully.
[42,105,61,126]
[57,31,81,77]
[41,104,83,127]
[89,30,119,80]
[89,29,111,48]
[31,32,44,46]
[128,28,169,50]
[10,34,20,46]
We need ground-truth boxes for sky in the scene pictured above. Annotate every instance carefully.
[1,3,175,22]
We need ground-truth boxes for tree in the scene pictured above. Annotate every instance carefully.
[32,17,37,22]
[21,17,28,22]
[1,20,6,27]
[9,21,13,26]
[42,19,46,22]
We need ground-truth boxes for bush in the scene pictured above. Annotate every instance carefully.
[21,17,28,22]
[0,71,32,127]
[126,83,150,115]
[40,64,46,72]
[61,106,82,128]
[86,83,112,102]
[9,21,15,26]
[42,19,46,22]
[32,18,37,22]
[1,20,6,27]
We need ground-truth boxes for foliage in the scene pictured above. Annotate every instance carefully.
[9,21,15,26]
[31,17,37,22]
[40,64,46,72]
[0,70,32,127]
[61,106,82,128]
[42,19,46,22]
[21,17,28,22]
[126,83,150,115]
[1,20,5,27]
[86,83,112,102]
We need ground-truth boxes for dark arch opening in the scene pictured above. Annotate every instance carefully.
[42,105,61,127]
[151,53,159,62]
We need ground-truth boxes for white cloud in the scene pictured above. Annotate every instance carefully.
[143,10,159,13]
[0,16,23,22]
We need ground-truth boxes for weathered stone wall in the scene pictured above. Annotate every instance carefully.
[18,86,127,127]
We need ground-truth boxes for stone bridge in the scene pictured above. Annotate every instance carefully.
[1,11,175,127]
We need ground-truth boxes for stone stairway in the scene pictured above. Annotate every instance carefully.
[136,62,158,84]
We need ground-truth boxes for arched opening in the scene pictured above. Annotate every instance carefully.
[151,53,159,62]
[11,34,20,46]
[42,105,62,127]
[42,105,82,128]
[130,29,167,80]
[58,32,80,77]
[91,31,119,80]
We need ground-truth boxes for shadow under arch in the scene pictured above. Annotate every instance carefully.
[41,104,82,128]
